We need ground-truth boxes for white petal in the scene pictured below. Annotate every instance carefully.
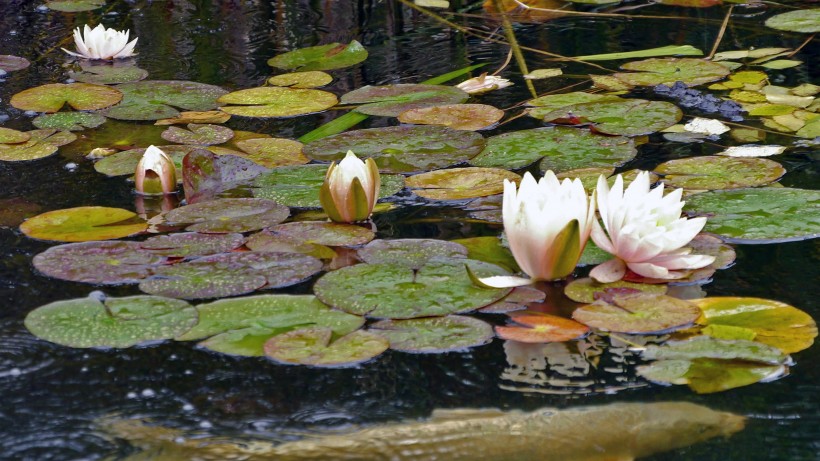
[590,258,627,283]
[475,275,534,288]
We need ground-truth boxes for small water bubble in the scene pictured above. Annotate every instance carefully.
[36,5,48,12]
[9,30,17,35]
[80,366,88,372]
[65,78,76,84]
[9,368,21,377]
[169,354,177,360]
[141,388,156,398]
[126,392,137,399]
[174,436,186,444]
[0,113,8,123]
[184,369,193,375]
[24,110,37,117]
[64,162,78,172]
[182,403,194,411]
[199,421,212,429]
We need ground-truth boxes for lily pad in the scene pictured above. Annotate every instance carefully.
[479,286,545,314]
[267,41,368,71]
[93,145,191,177]
[246,231,336,259]
[0,55,30,72]
[655,156,785,190]
[527,92,622,119]
[264,328,388,367]
[139,232,246,258]
[370,316,494,352]
[358,239,468,269]
[406,167,521,200]
[32,112,107,131]
[24,294,198,348]
[10,83,122,113]
[32,240,166,285]
[642,336,788,364]
[470,126,636,171]
[46,0,106,12]
[341,84,469,117]
[303,125,485,174]
[398,104,504,131]
[572,293,701,334]
[217,87,338,117]
[253,164,405,207]
[104,81,227,121]
[611,58,731,87]
[155,111,231,126]
[0,127,30,144]
[182,149,268,204]
[0,129,77,162]
[233,138,307,168]
[67,63,149,84]
[683,187,820,243]
[163,198,289,233]
[692,297,817,354]
[161,124,234,146]
[313,259,511,319]
[637,358,786,394]
[564,278,668,304]
[495,312,590,343]
[20,206,147,242]
[451,236,519,272]
[540,99,682,136]
[0,198,41,227]
[765,9,820,34]
[267,71,333,88]
[139,251,322,299]
[266,221,375,246]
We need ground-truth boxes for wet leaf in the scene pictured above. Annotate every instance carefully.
[406,167,520,200]
[163,198,289,233]
[0,55,30,72]
[20,206,147,242]
[46,0,105,12]
[564,278,668,303]
[181,149,268,203]
[139,232,246,258]
[0,129,77,162]
[612,58,731,87]
[161,123,234,146]
[154,111,231,125]
[655,156,785,190]
[68,62,149,84]
[637,358,786,394]
[11,83,122,113]
[0,127,30,144]
[370,316,494,352]
[397,104,504,131]
[233,138,307,168]
[267,41,368,71]
[341,84,469,117]
[104,81,228,121]
[643,336,788,364]
[266,221,375,246]
[452,236,519,272]
[572,293,700,334]
[246,230,337,259]
[32,241,166,285]
[765,9,820,33]
[32,112,106,131]
[524,68,563,79]
[264,328,388,367]
[357,239,468,269]
[496,312,590,343]
[527,92,622,119]
[268,71,333,88]
[217,87,338,117]
[540,99,682,136]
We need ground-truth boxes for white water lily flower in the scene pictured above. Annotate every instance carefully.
[478,171,596,288]
[589,171,715,283]
[62,24,138,60]
[135,145,177,195]
[320,151,380,223]
[456,73,513,95]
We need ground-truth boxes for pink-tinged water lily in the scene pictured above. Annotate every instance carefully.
[320,151,380,223]
[589,171,715,283]
[477,171,596,288]
[61,24,138,60]
[134,146,177,195]
[456,73,513,95]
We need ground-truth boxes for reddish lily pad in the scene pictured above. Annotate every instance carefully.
[10,83,122,113]
[637,358,787,394]
[267,71,333,88]
[20,206,147,242]
[398,104,504,131]
[357,239,468,269]
[0,55,30,72]
[93,145,191,177]
[139,232,246,258]
[161,124,234,146]
[406,167,521,200]
[370,315,494,353]
[217,87,338,117]
[104,81,228,121]
[46,0,106,12]
[163,198,289,233]
[32,241,166,285]
[303,125,485,174]
[266,221,374,246]
[33,112,107,131]
[540,99,682,136]
[341,84,469,117]
[233,138,307,168]
[0,127,30,144]
[246,230,337,259]
[67,63,149,84]
[572,293,701,334]
[564,278,668,304]
[612,58,731,87]
[264,327,388,367]
[267,41,368,72]
[655,156,785,190]
[0,198,41,227]
[182,149,268,204]
[0,129,77,162]
[496,312,590,343]
[765,9,820,34]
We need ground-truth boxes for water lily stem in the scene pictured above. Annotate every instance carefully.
[492,0,537,98]
[707,5,734,60]
[787,34,816,59]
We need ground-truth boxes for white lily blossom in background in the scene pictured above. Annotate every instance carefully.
[320,151,380,223]
[456,73,513,95]
[62,24,138,60]
[134,145,177,195]
[589,171,715,283]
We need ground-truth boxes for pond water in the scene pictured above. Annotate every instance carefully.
[0,0,818,460]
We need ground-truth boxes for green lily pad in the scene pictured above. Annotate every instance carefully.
[692,297,817,354]
[246,231,336,259]
[93,145,191,177]
[540,99,682,136]
[46,0,105,12]
[0,55,30,72]
[479,286,545,314]
[139,232,246,258]
[161,124,234,146]
[233,138,307,168]
[564,278,668,304]
[495,312,590,343]
[217,87,338,118]
[267,71,333,88]
[636,358,786,394]
[797,117,820,138]
[451,236,519,273]
[406,167,521,200]
[264,327,388,367]
[139,251,322,299]
[314,259,511,319]
[20,206,147,242]
[10,83,122,113]
[655,156,785,190]
[765,9,820,33]
[163,198,289,233]
[572,293,701,334]
[611,58,731,87]
[32,112,107,131]
[182,149,268,204]
[470,126,636,171]
[341,84,469,117]
[68,63,149,84]
[32,241,166,285]
[683,187,820,243]
[642,336,788,364]
[358,239,468,269]
[103,81,228,121]
[0,197,41,227]
[0,127,30,144]
[397,104,504,131]
[303,125,485,174]
[0,129,77,162]
[370,315,494,352]
[253,164,404,207]
[267,41,368,71]
[577,240,612,267]
[24,294,198,348]
[527,92,622,119]
[266,221,375,246]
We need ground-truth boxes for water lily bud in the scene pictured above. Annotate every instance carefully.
[320,151,380,223]
[135,145,177,196]
[456,73,513,95]
[61,24,138,60]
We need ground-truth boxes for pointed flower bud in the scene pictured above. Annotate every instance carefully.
[134,145,177,196]
[320,151,380,223]
[61,24,138,60]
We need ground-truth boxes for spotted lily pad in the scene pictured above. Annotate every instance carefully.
[253,164,405,207]
[21,206,147,242]
[684,187,820,243]
[33,112,107,131]
[68,63,149,84]
[0,129,77,162]
[655,156,785,190]
[398,104,504,131]
[495,312,590,343]
[540,99,682,136]
[564,278,668,304]
[182,149,268,204]
[163,198,289,233]
[642,336,788,364]
[370,316,494,352]
[46,0,106,12]
[469,126,636,171]
[139,232,246,258]
[267,41,368,71]
[139,251,322,299]
[233,138,307,168]
[267,71,333,88]
[527,92,622,119]
[32,241,166,285]
[636,358,786,394]
[303,125,485,174]
[341,84,469,117]
[11,83,122,113]
[0,127,30,144]
[155,111,231,126]
[93,145,191,177]
[246,231,336,259]
[406,167,521,200]
[161,124,234,146]
[358,239,468,269]
[264,327,388,367]
[217,87,338,117]
[314,259,511,319]
[572,293,701,334]
[266,221,374,246]
[0,55,30,72]
[765,9,820,33]
[24,294,198,348]
[611,58,731,87]
[104,81,228,121]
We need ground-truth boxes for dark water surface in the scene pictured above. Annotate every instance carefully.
[0,1,818,460]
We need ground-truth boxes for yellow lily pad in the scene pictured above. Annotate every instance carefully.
[267,71,333,88]
[397,104,504,131]
[20,206,147,242]
[406,167,521,200]
[10,83,123,113]
[217,87,338,117]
